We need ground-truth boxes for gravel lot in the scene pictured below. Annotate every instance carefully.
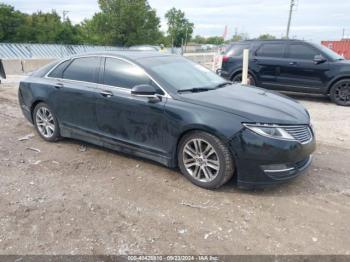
[0,76,349,255]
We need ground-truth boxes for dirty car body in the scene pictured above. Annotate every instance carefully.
[18,52,316,188]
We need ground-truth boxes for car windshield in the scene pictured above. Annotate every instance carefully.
[313,43,344,60]
[143,56,227,91]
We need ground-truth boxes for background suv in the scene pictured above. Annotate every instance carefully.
[219,39,350,106]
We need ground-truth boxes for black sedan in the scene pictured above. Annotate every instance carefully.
[18,52,316,189]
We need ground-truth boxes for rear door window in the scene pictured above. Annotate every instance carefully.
[103,58,154,89]
[62,57,100,83]
[287,44,319,60]
[256,43,286,58]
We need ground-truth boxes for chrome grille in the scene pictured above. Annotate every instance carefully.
[282,125,313,144]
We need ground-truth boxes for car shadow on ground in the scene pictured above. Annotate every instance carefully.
[59,138,169,169]
[218,176,296,195]
[58,136,320,198]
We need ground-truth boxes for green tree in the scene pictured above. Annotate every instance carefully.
[192,35,206,44]
[0,1,164,46]
[58,19,82,44]
[77,14,110,45]
[157,32,171,47]
[27,11,64,43]
[229,32,249,42]
[0,3,26,41]
[191,35,225,45]
[0,4,81,44]
[258,33,276,40]
[205,36,224,45]
[81,0,162,46]
[165,8,194,47]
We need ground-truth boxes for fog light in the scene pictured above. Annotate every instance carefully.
[261,164,294,173]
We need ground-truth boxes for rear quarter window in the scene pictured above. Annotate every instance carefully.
[47,60,71,78]
[62,57,100,83]
[226,44,251,57]
[30,60,60,77]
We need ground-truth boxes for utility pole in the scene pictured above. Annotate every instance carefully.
[342,28,346,39]
[286,0,296,39]
[184,26,189,53]
[62,10,69,22]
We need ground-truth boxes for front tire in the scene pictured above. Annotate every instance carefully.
[33,102,60,142]
[330,79,350,106]
[178,131,235,189]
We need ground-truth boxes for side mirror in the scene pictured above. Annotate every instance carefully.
[131,84,159,100]
[313,55,327,64]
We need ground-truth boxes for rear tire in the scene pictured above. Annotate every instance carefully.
[178,131,235,189]
[33,102,60,142]
[231,72,256,86]
[330,79,350,106]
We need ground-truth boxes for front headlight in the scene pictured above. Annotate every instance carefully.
[243,123,295,140]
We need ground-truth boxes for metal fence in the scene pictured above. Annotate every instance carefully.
[0,43,126,59]
[0,43,217,59]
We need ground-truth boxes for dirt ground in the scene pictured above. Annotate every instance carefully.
[0,75,349,255]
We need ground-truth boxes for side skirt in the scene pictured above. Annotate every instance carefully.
[60,125,173,168]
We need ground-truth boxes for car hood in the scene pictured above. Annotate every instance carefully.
[177,84,310,125]
[335,59,350,65]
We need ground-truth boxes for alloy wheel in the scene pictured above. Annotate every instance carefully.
[334,81,350,105]
[35,106,55,138]
[182,138,220,182]
[232,73,255,85]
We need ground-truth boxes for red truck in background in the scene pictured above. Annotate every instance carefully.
[322,39,350,59]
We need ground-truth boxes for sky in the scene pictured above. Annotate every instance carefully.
[3,0,349,43]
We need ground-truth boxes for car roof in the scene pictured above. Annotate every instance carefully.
[231,39,307,44]
[68,51,174,62]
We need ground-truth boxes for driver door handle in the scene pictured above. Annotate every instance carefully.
[100,90,113,98]
[54,82,64,89]
[289,61,297,65]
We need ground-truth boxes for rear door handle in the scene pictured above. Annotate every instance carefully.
[100,90,113,98]
[54,82,64,89]
[289,61,297,65]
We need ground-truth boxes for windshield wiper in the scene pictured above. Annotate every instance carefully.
[215,81,232,88]
[177,87,214,93]
[178,82,233,93]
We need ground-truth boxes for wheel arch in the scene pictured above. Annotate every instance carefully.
[30,99,47,121]
[174,127,238,184]
[172,126,232,168]
[327,75,350,94]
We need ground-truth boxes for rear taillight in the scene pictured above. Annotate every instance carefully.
[222,55,230,62]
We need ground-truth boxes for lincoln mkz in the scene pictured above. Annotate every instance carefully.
[19,52,316,189]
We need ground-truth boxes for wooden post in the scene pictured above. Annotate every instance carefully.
[241,49,249,85]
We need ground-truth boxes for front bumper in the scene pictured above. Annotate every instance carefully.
[230,128,316,188]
